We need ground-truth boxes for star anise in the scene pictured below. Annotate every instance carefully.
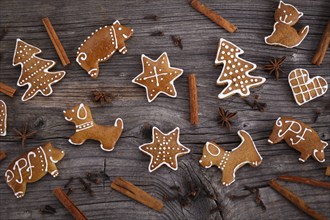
[92,90,114,105]
[218,107,237,129]
[264,56,286,80]
[171,35,183,49]
[13,122,37,147]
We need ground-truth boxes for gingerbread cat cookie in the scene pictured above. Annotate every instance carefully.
[13,39,66,101]
[5,142,65,198]
[268,116,328,163]
[76,20,134,79]
[0,100,7,136]
[265,1,309,48]
[63,103,123,151]
[215,38,266,99]
[132,52,184,102]
[199,130,262,186]
[288,69,328,106]
[139,127,190,172]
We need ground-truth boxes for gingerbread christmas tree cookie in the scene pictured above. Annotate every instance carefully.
[215,38,266,99]
[139,127,190,172]
[0,100,7,136]
[132,52,184,102]
[13,39,66,101]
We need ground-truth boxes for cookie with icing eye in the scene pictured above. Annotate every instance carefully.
[5,142,65,198]
[76,20,134,79]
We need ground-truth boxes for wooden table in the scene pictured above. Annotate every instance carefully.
[0,0,329,219]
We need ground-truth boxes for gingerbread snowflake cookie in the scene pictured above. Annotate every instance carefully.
[139,127,190,172]
[215,38,266,99]
[199,130,262,186]
[63,103,123,151]
[76,20,134,78]
[0,100,7,136]
[265,1,309,48]
[269,116,328,163]
[5,142,65,198]
[13,39,66,101]
[132,52,184,102]
[288,68,328,106]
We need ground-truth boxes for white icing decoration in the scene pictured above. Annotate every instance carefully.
[206,142,221,156]
[77,103,87,120]
[0,100,7,136]
[276,119,312,146]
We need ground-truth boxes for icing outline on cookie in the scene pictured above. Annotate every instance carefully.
[0,100,7,136]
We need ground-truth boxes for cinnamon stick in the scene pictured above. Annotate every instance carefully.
[0,151,6,162]
[278,175,330,190]
[188,74,199,125]
[42,17,70,66]
[189,0,237,33]
[0,82,16,97]
[326,166,330,176]
[111,177,164,212]
[312,20,330,65]
[53,187,88,220]
[269,180,327,220]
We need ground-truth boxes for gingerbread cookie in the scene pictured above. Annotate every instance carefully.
[139,127,190,172]
[13,39,66,101]
[132,52,184,102]
[199,130,262,186]
[288,69,328,106]
[76,20,134,78]
[215,38,266,99]
[63,103,123,151]
[268,116,328,163]
[0,100,7,136]
[5,142,65,198]
[265,1,309,48]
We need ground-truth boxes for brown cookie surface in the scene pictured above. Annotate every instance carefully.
[0,100,7,136]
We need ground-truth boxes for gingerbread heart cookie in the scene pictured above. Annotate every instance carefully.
[63,103,123,151]
[265,1,309,48]
[215,38,266,99]
[288,69,328,106]
[5,142,65,198]
[13,39,66,101]
[139,127,190,172]
[199,130,262,186]
[132,52,184,102]
[0,100,7,136]
[76,20,134,78]
[268,116,328,163]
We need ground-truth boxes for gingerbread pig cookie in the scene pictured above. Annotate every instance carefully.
[265,1,309,48]
[288,69,328,106]
[0,100,7,136]
[76,20,134,78]
[199,130,262,186]
[63,103,123,151]
[268,116,328,163]
[13,39,66,101]
[5,142,65,198]
[215,38,266,99]
[132,52,184,102]
[139,127,190,172]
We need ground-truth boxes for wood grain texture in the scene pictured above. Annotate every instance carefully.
[0,0,329,219]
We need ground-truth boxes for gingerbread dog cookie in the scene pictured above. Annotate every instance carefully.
[63,103,123,151]
[0,100,7,136]
[215,38,266,99]
[5,142,65,198]
[288,69,328,106]
[139,127,190,172]
[265,1,309,48]
[268,116,328,163]
[132,52,184,102]
[76,20,134,78]
[199,130,262,186]
[13,39,66,101]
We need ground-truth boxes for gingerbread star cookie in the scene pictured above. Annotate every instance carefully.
[139,127,190,172]
[0,100,7,136]
[288,68,328,106]
[132,52,183,102]
[215,38,266,99]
